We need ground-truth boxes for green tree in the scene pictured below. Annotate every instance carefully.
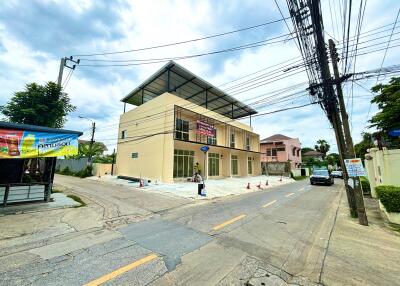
[93,154,115,163]
[77,142,104,159]
[1,82,76,128]
[370,77,400,131]
[354,132,375,161]
[301,147,314,156]
[369,77,400,148]
[315,139,330,159]
[302,156,326,168]
[326,153,339,166]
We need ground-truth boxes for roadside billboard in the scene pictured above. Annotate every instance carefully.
[0,129,79,158]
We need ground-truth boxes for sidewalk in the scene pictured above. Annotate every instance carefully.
[322,194,400,285]
[88,175,294,200]
[0,193,80,216]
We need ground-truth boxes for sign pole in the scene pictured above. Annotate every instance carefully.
[344,158,369,226]
[200,145,209,196]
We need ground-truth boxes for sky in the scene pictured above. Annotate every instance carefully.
[0,0,399,154]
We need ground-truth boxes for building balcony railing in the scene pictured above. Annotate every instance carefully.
[174,105,258,152]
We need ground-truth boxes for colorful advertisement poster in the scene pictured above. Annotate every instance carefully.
[0,129,79,159]
[196,120,216,137]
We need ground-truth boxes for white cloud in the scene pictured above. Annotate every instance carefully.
[0,0,399,154]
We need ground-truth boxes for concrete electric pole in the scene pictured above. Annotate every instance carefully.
[57,58,66,86]
[286,0,368,225]
[89,121,96,164]
[78,116,96,165]
[57,57,80,87]
[328,39,368,225]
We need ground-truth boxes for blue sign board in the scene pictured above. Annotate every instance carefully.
[388,129,400,137]
[200,146,209,152]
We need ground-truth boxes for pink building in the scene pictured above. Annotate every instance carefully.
[260,134,302,169]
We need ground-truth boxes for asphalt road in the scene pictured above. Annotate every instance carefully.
[1,179,342,286]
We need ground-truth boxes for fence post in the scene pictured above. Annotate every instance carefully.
[3,184,10,207]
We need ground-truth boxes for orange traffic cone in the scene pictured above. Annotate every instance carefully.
[266,180,269,186]
[246,183,251,189]
[256,182,261,189]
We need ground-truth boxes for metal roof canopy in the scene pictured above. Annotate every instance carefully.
[0,121,83,136]
[121,61,257,120]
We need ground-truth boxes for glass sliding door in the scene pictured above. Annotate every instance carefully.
[208,153,220,176]
[248,157,253,174]
[174,149,195,178]
[231,155,238,175]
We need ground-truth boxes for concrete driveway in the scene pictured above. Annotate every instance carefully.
[54,174,193,222]
[0,175,193,258]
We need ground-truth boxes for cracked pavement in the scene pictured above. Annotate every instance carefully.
[1,176,399,285]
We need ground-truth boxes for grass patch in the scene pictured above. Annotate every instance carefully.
[292,176,307,181]
[67,194,87,207]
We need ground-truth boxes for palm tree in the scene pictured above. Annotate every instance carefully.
[65,142,104,160]
[78,142,104,159]
[315,139,330,159]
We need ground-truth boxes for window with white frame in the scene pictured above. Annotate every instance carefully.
[246,136,251,151]
[175,118,189,141]
[230,132,235,148]
[207,130,217,145]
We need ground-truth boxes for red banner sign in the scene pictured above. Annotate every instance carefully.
[196,120,216,137]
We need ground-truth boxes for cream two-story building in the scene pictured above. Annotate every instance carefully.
[116,61,261,183]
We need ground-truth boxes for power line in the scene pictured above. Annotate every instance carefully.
[218,56,301,87]
[98,101,320,143]
[78,33,296,67]
[63,68,74,90]
[375,8,400,82]
[343,0,353,75]
[72,17,290,57]
[362,9,400,130]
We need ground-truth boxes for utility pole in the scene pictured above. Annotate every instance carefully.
[57,58,66,85]
[328,39,368,225]
[307,0,360,219]
[88,121,96,164]
[111,148,116,175]
[57,57,80,87]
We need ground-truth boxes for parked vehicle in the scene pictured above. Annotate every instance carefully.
[310,169,334,185]
[331,170,343,179]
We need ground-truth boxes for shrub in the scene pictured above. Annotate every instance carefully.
[360,177,371,194]
[376,185,400,213]
[74,166,93,178]
[56,165,93,178]
[290,172,307,181]
[59,167,73,176]
[293,175,307,181]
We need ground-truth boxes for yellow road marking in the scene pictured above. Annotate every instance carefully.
[212,214,246,231]
[262,200,277,208]
[298,187,305,192]
[285,193,295,197]
[83,253,157,286]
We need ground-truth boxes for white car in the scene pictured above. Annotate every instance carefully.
[331,170,343,179]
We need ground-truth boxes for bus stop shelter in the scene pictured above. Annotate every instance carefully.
[0,121,82,206]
